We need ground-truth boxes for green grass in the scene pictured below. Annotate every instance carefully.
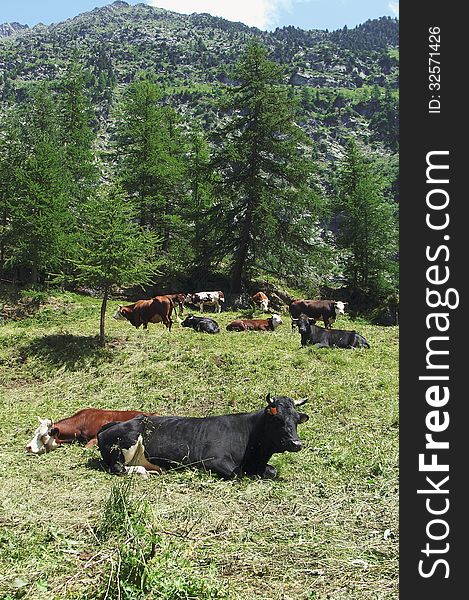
[0,290,398,599]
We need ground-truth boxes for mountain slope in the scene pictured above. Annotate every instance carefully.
[0,2,399,162]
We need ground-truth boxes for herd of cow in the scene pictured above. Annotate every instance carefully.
[25,290,370,480]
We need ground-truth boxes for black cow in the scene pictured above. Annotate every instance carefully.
[295,315,370,349]
[97,395,309,480]
[181,314,220,334]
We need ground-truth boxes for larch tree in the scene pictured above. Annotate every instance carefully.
[8,85,72,283]
[58,62,99,206]
[116,78,188,262]
[69,184,161,345]
[335,139,398,304]
[208,42,317,292]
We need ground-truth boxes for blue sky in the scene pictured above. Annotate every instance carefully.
[0,1,399,31]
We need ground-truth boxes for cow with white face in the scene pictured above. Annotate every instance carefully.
[25,418,59,455]
[185,291,225,313]
[334,301,346,317]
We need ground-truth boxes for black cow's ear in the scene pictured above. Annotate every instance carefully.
[266,393,274,405]
[298,413,309,424]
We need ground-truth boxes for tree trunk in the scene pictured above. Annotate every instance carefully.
[99,285,109,346]
[230,206,253,293]
[31,264,38,285]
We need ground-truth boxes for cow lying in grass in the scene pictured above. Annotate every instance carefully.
[97,395,309,480]
[294,314,370,349]
[181,314,220,334]
[226,314,283,332]
[25,408,155,454]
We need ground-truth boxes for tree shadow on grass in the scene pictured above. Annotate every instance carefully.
[21,334,114,370]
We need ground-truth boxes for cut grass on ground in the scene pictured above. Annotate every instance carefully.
[0,290,398,599]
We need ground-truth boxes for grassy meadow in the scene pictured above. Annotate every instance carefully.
[0,290,399,599]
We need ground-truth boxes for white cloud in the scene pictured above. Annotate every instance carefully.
[146,0,292,30]
[388,1,399,17]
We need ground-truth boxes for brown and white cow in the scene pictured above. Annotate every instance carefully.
[25,408,155,454]
[289,299,347,330]
[252,291,269,312]
[185,291,225,313]
[226,314,283,332]
[114,295,174,330]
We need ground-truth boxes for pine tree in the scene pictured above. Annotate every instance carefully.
[69,184,161,345]
[58,62,98,206]
[116,78,188,261]
[335,140,398,305]
[209,42,317,292]
[8,85,72,283]
[0,110,21,278]
[186,129,214,269]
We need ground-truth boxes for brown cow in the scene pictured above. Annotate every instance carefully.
[289,299,347,330]
[25,408,155,454]
[114,295,174,330]
[226,314,283,332]
[251,291,269,312]
[162,293,186,316]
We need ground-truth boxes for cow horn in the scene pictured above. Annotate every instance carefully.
[294,398,308,406]
[266,393,275,405]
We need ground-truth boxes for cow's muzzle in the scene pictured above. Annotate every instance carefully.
[288,440,303,452]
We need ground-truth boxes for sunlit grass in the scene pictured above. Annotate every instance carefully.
[0,290,398,599]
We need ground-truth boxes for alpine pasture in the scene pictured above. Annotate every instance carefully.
[0,290,398,599]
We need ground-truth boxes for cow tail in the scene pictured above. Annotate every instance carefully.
[168,298,179,322]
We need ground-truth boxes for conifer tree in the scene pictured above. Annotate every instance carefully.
[58,62,98,206]
[116,78,188,261]
[70,184,161,345]
[335,139,398,304]
[209,42,317,292]
[8,85,72,283]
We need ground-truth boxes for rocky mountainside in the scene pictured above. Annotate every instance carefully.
[0,22,29,38]
[0,1,399,163]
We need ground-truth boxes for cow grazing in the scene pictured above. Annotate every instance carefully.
[114,295,174,331]
[97,395,309,480]
[295,315,369,349]
[289,299,347,330]
[185,291,225,313]
[226,314,282,332]
[252,291,269,312]
[25,409,155,455]
[181,314,220,334]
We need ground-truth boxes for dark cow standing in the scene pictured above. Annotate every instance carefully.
[181,314,220,334]
[114,295,174,331]
[295,315,369,349]
[289,299,346,330]
[98,395,309,480]
[25,409,156,454]
[226,314,282,332]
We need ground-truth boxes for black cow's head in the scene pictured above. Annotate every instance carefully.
[297,314,312,333]
[264,394,309,452]
[181,314,196,328]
